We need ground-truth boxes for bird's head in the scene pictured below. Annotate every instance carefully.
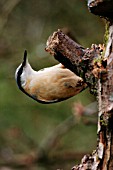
[15,50,32,90]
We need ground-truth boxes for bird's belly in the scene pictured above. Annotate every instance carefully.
[24,77,83,102]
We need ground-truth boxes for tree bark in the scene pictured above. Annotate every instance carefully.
[88,1,113,169]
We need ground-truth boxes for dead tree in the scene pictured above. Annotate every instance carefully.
[45,0,113,169]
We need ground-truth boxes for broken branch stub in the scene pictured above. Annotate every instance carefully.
[46,29,86,75]
[46,29,107,94]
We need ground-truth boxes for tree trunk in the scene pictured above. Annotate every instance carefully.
[88,1,113,169]
[94,23,113,170]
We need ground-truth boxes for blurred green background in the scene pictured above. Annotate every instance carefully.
[0,0,104,169]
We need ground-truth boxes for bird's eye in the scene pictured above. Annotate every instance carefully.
[21,79,26,86]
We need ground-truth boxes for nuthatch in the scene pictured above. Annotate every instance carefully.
[15,50,87,104]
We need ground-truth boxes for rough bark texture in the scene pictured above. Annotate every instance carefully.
[88,0,113,169]
[103,24,113,170]
[46,30,86,75]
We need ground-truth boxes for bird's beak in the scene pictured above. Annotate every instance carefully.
[22,50,28,67]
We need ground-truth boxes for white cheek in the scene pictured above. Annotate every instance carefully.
[21,72,26,87]
[21,79,26,87]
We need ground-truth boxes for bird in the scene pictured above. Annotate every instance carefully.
[15,50,87,104]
